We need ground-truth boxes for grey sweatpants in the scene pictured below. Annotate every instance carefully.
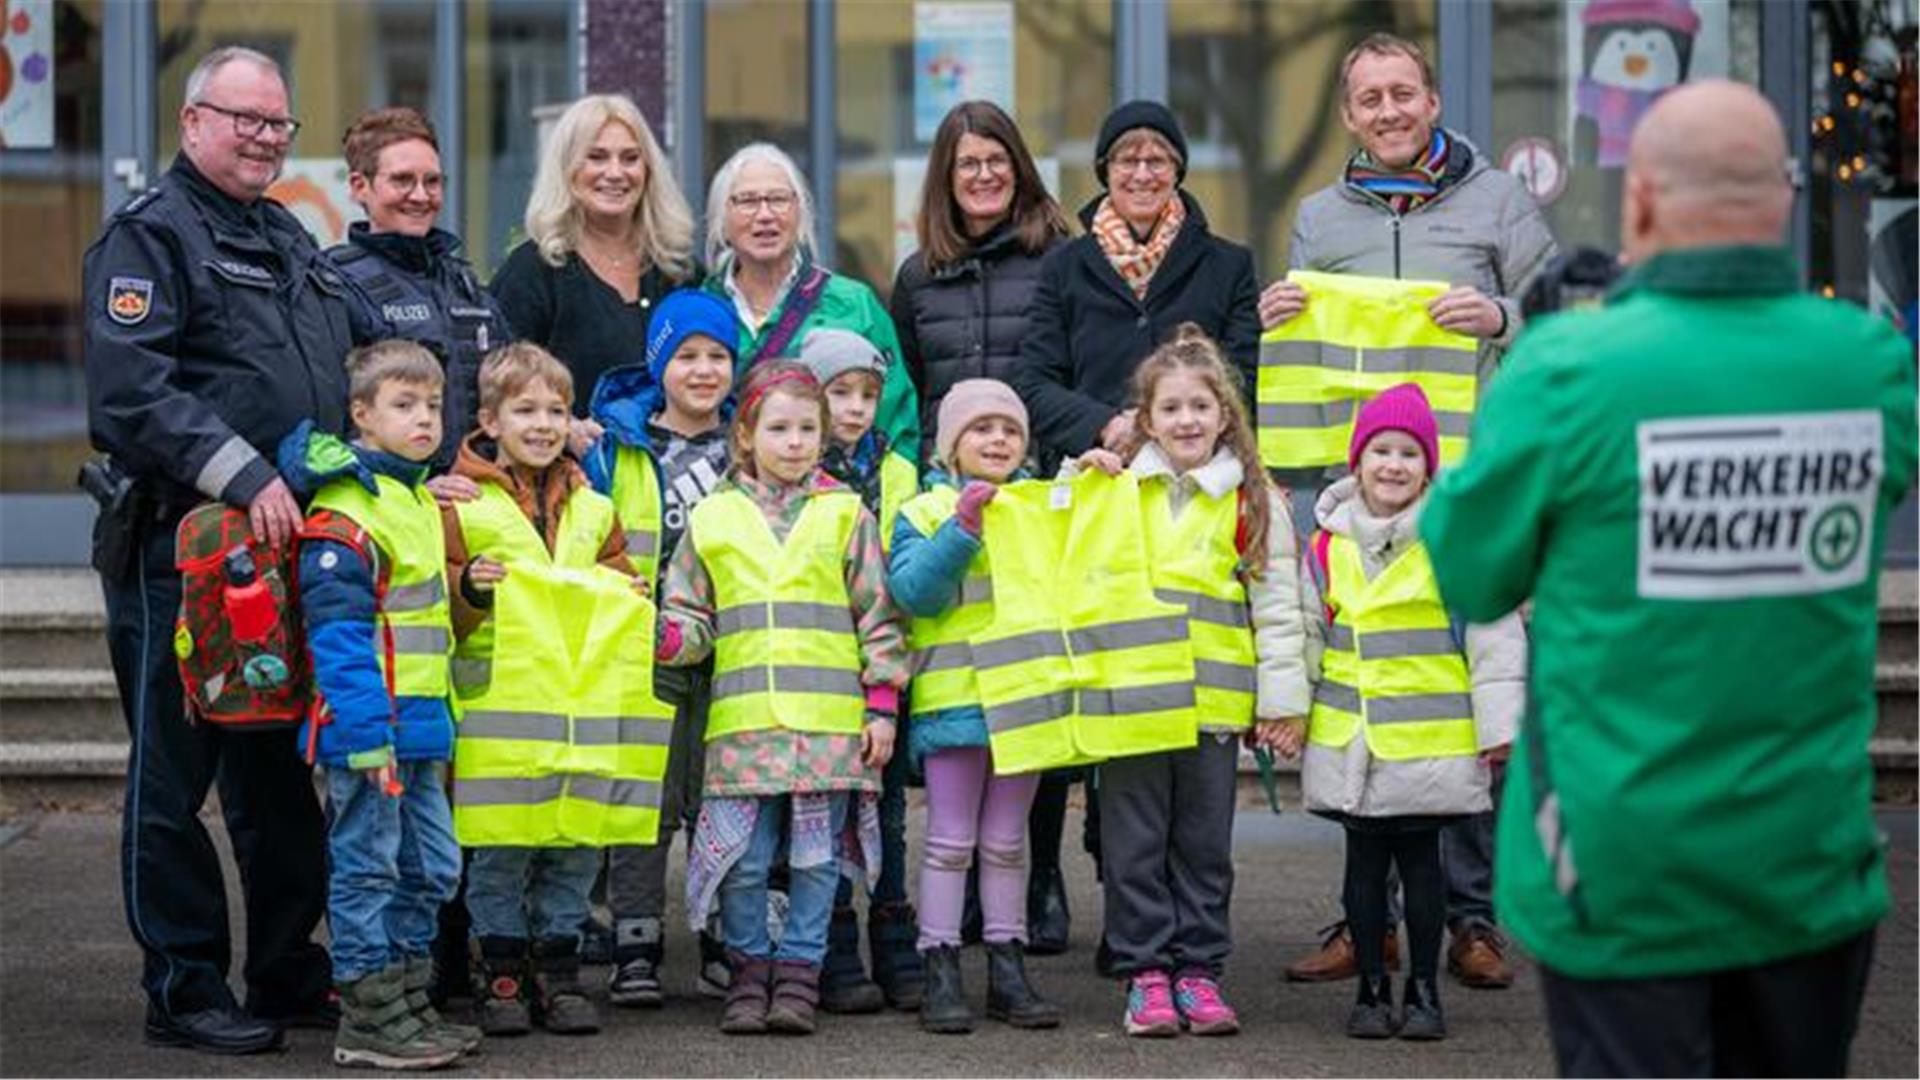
[1097,733,1240,978]
[607,663,711,935]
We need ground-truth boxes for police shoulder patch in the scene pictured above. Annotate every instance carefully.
[107,277,155,326]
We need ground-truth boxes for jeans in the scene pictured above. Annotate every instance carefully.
[104,520,329,1017]
[324,761,461,983]
[917,747,1040,951]
[466,845,601,942]
[721,794,849,965]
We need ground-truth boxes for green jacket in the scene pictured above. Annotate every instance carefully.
[1421,245,1916,979]
[704,258,921,462]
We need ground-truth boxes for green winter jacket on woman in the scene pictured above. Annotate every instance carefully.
[1421,245,1917,980]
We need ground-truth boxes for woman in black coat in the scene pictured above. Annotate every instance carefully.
[889,100,1069,465]
[1011,99,1261,469]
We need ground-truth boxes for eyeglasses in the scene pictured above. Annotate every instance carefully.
[1110,154,1176,178]
[729,190,798,215]
[193,100,302,140]
[376,170,445,194]
[955,154,1013,178]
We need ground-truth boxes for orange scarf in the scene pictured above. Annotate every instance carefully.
[1091,195,1185,299]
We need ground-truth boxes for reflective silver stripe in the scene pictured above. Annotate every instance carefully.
[1368,692,1472,724]
[914,641,975,675]
[1257,399,1357,429]
[1066,615,1188,655]
[972,630,1068,671]
[458,775,564,805]
[1436,411,1473,438]
[391,625,451,654]
[1194,660,1256,694]
[1077,681,1195,716]
[624,529,658,558]
[1260,341,1357,371]
[573,716,674,746]
[1358,628,1458,660]
[385,576,446,612]
[1314,679,1361,713]
[451,657,491,690]
[194,434,260,499]
[1155,589,1249,629]
[1326,623,1355,652]
[985,690,1075,733]
[715,602,856,636]
[459,710,568,741]
[569,776,664,809]
[1363,347,1479,377]
[712,665,864,699]
[959,576,994,606]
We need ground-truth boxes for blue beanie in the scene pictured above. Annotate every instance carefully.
[646,289,739,384]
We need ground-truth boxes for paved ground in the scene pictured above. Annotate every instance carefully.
[1,794,1913,1078]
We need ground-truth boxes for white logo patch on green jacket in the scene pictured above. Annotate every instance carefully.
[1636,410,1882,599]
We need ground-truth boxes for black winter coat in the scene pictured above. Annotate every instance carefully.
[889,224,1063,462]
[1011,192,1260,467]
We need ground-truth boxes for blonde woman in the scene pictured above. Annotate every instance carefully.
[491,93,698,416]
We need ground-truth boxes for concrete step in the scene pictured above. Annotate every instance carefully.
[1881,571,1916,667]
[1879,661,1917,743]
[0,669,125,744]
[0,570,109,671]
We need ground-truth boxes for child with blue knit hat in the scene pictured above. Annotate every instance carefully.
[584,286,741,1007]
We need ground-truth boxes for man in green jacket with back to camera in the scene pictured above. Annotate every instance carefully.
[1423,80,1916,1078]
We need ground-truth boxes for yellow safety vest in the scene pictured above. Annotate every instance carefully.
[879,451,919,554]
[309,475,452,698]
[608,444,664,584]
[899,486,994,717]
[691,488,867,741]
[449,484,672,846]
[1140,480,1256,730]
[972,471,1199,774]
[1257,270,1478,469]
[1307,531,1476,761]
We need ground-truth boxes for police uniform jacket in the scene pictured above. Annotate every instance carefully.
[83,154,357,509]
[327,222,513,466]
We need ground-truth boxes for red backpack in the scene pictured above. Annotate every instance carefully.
[173,503,317,727]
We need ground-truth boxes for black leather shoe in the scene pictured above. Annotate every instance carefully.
[144,1004,287,1055]
[1025,866,1070,956]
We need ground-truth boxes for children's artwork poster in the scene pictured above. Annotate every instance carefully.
[266,159,364,248]
[0,0,55,149]
[914,2,1014,143]
[892,154,1059,273]
[1567,0,1731,168]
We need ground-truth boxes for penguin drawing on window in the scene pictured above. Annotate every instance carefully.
[1575,0,1700,168]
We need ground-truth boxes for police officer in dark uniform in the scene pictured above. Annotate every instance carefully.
[82,46,354,1055]
[327,106,512,470]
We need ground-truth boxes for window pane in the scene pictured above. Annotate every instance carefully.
[462,0,572,276]
[1490,0,1763,252]
[155,0,437,249]
[706,0,809,194]
[0,0,105,494]
[833,0,1113,294]
[1168,0,1436,277]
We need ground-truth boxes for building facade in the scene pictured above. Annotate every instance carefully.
[0,0,1913,564]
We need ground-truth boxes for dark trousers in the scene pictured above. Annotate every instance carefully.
[1097,735,1239,977]
[1540,929,1875,1078]
[608,664,712,933]
[104,522,329,1017]
[1344,824,1446,982]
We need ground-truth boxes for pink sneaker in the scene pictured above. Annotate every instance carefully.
[1123,971,1180,1037]
[1173,971,1241,1036]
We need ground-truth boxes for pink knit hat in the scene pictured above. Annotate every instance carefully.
[1581,0,1700,34]
[1349,383,1440,475]
[936,379,1029,466]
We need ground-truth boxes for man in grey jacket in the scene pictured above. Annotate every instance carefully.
[1261,31,1557,991]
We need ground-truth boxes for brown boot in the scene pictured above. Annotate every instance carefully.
[765,960,821,1035]
[1284,922,1399,982]
[1447,926,1514,989]
[530,936,601,1034]
[720,952,773,1035]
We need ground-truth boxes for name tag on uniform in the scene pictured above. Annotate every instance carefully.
[1636,410,1882,599]
[207,259,277,289]
[383,303,434,323]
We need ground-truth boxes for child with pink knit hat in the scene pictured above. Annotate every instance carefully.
[1277,382,1528,1044]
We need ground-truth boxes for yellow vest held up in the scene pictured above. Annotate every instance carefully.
[1308,531,1476,761]
[309,474,452,699]
[1140,480,1256,729]
[691,487,867,741]
[1257,270,1477,469]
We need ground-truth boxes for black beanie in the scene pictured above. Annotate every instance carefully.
[1095,99,1189,187]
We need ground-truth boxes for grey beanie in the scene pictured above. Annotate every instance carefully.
[797,328,888,389]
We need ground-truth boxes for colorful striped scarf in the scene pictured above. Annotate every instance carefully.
[1345,128,1452,215]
